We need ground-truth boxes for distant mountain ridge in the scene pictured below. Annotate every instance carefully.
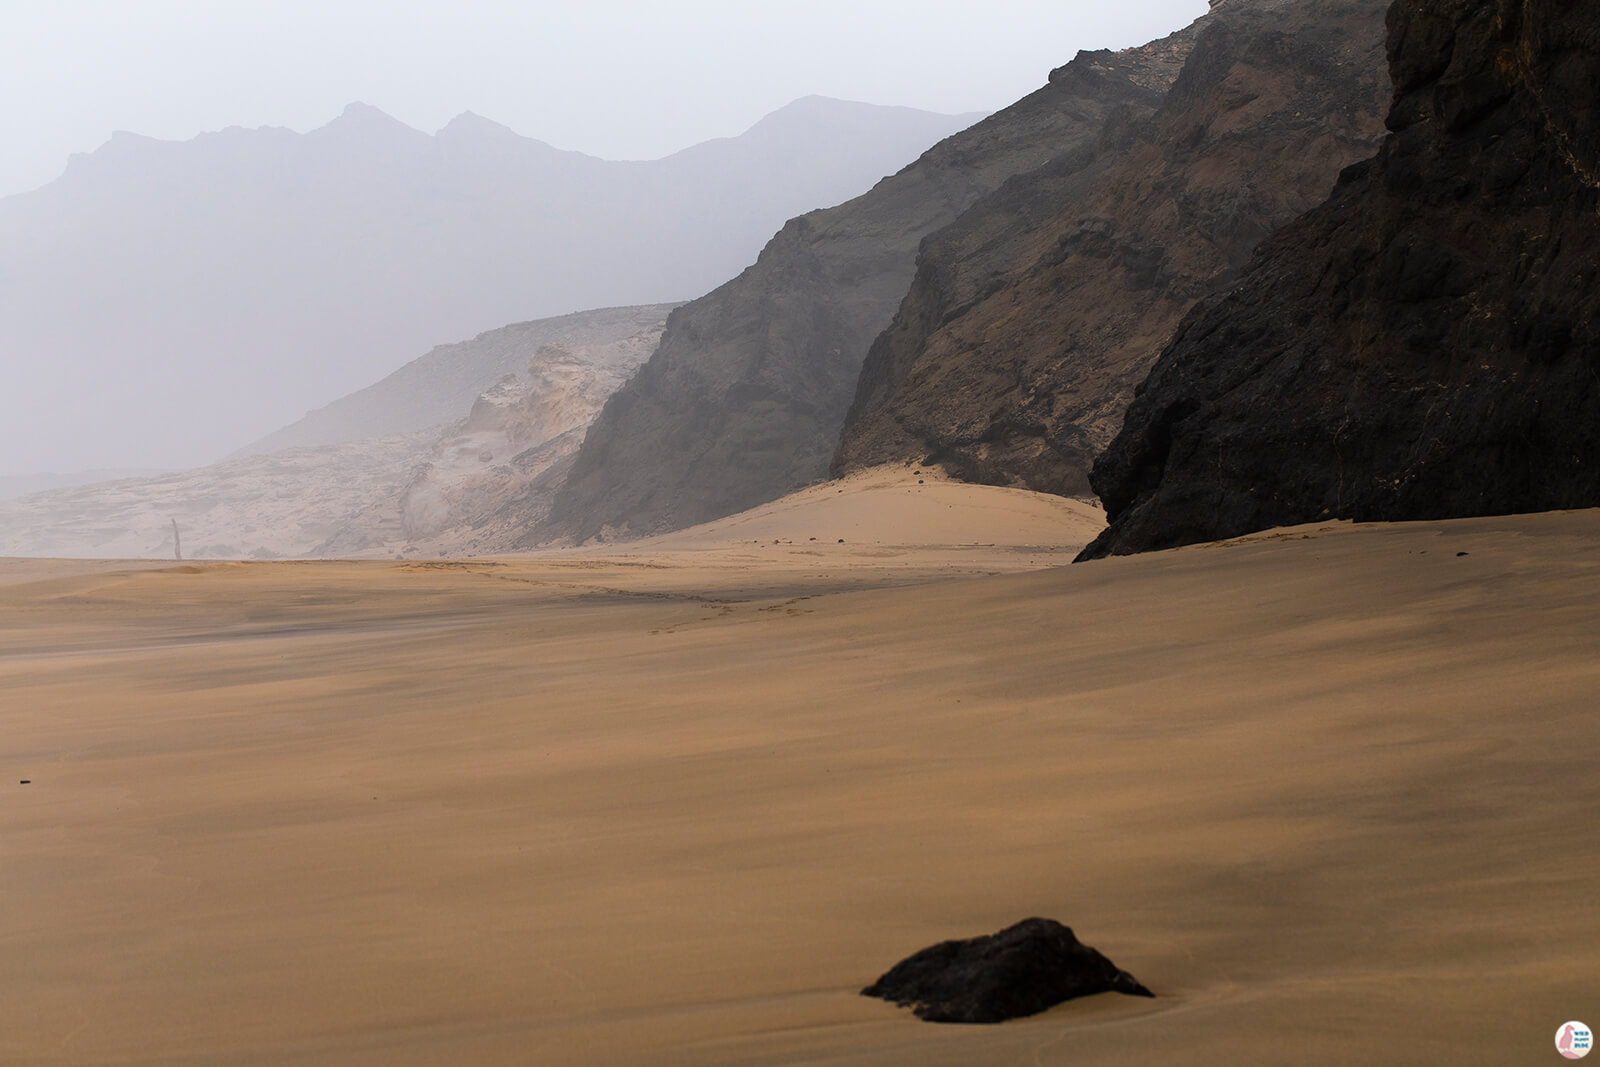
[0,97,983,477]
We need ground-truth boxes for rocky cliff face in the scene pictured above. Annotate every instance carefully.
[1081,0,1600,559]
[542,27,1198,541]
[833,0,1392,498]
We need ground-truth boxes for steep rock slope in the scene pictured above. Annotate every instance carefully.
[0,98,978,476]
[543,28,1199,541]
[833,0,1391,497]
[1082,0,1600,558]
[240,304,677,454]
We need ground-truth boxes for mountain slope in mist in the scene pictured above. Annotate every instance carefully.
[239,303,679,455]
[0,98,981,478]
[543,26,1199,541]
[0,309,668,559]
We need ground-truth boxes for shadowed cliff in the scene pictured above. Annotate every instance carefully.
[1081,0,1600,559]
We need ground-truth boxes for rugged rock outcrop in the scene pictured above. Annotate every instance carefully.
[542,27,1199,541]
[330,330,662,554]
[833,0,1392,498]
[1081,0,1600,559]
[861,918,1153,1024]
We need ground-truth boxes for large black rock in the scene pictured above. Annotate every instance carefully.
[861,917,1153,1024]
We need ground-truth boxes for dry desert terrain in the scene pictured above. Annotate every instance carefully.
[3,469,1597,1064]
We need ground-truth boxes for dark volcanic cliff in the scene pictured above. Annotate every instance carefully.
[833,0,1392,497]
[542,28,1197,541]
[1081,0,1600,559]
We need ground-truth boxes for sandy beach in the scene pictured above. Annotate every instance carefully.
[3,470,1597,1065]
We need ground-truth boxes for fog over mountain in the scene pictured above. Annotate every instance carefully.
[0,305,672,559]
[237,303,681,456]
[0,97,982,478]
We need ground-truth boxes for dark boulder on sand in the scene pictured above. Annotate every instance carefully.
[861,917,1153,1023]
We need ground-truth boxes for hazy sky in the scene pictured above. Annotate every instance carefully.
[2,0,1209,198]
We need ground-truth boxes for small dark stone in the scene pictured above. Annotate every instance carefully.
[838,538,846,543]
[1456,551,1469,557]
[19,780,30,785]
[861,917,1153,1024]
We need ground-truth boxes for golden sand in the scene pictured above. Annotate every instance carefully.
[3,470,1597,1064]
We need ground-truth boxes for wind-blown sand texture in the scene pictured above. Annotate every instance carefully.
[3,473,1597,1064]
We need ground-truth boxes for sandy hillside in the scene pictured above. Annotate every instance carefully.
[2,479,1597,1065]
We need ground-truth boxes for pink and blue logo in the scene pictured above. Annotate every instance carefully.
[1558,1021,1593,1059]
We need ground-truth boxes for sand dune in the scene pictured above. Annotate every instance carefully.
[632,465,1107,551]
[2,481,1597,1064]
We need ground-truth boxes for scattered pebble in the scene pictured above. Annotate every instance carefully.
[19,780,30,785]
[1456,551,1469,557]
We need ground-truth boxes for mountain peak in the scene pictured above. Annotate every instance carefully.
[437,110,521,141]
[311,102,426,141]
